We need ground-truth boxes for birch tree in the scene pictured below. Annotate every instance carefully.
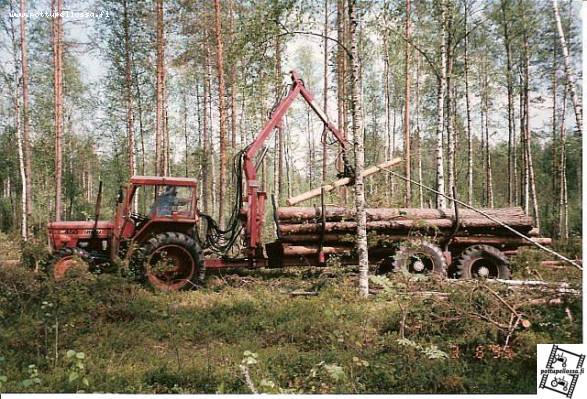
[19,0,32,233]
[348,0,369,297]
[553,0,582,134]
[435,0,447,208]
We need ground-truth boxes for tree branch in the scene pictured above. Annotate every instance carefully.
[275,19,353,60]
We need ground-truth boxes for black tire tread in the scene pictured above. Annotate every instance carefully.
[454,244,511,280]
[391,241,447,276]
[137,232,204,290]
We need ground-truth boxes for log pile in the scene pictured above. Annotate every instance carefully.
[276,206,549,257]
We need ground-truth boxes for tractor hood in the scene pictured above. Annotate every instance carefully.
[48,221,113,250]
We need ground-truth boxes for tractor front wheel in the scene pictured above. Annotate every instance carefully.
[47,247,92,281]
[139,232,204,291]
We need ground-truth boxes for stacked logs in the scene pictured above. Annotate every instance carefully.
[276,206,550,257]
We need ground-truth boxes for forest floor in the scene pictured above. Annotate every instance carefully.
[0,239,582,394]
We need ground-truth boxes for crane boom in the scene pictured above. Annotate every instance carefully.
[242,70,351,254]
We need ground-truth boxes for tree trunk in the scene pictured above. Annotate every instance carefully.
[9,8,27,240]
[52,0,64,221]
[322,0,329,183]
[522,33,540,230]
[464,1,473,206]
[122,0,136,210]
[500,0,515,206]
[229,0,237,150]
[403,0,411,206]
[348,0,369,297]
[214,0,228,226]
[183,89,189,177]
[19,0,32,232]
[336,0,347,204]
[155,0,165,177]
[202,42,212,214]
[445,2,455,207]
[553,0,583,134]
[275,35,284,204]
[559,79,569,238]
[435,0,447,208]
[414,43,423,208]
[483,54,494,207]
[551,42,558,206]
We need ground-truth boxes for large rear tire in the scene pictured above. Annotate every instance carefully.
[47,247,92,281]
[454,245,511,280]
[138,232,204,291]
[392,241,447,277]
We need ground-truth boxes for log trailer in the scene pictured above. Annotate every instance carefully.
[47,71,550,291]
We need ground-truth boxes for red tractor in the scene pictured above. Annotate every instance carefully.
[47,71,352,291]
[48,177,204,290]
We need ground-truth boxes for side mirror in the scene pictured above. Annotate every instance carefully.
[116,188,124,204]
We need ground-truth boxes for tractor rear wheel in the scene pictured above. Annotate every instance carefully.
[392,241,447,277]
[47,247,92,281]
[454,245,511,280]
[139,232,204,291]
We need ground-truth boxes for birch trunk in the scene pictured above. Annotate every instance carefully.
[445,2,455,207]
[9,10,27,240]
[553,0,583,134]
[348,0,369,297]
[435,0,447,208]
[523,33,540,230]
[19,0,32,230]
[559,81,569,238]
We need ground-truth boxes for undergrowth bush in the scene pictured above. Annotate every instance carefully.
[0,265,581,394]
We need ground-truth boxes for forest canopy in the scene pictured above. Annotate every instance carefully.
[0,0,582,240]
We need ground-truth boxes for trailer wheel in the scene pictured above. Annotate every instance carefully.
[138,232,204,291]
[454,245,511,280]
[392,241,447,276]
[47,247,92,281]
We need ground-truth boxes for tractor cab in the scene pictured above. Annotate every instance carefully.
[112,176,199,250]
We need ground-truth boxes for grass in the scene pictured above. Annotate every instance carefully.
[0,252,582,394]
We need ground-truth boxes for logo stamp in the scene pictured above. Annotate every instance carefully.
[538,345,585,398]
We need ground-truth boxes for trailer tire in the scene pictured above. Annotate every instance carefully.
[47,247,92,281]
[392,241,447,276]
[137,232,204,291]
[454,245,511,280]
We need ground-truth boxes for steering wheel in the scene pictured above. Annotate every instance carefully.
[129,212,150,227]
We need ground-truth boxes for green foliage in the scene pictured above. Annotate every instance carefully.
[0,265,581,393]
[65,350,89,391]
